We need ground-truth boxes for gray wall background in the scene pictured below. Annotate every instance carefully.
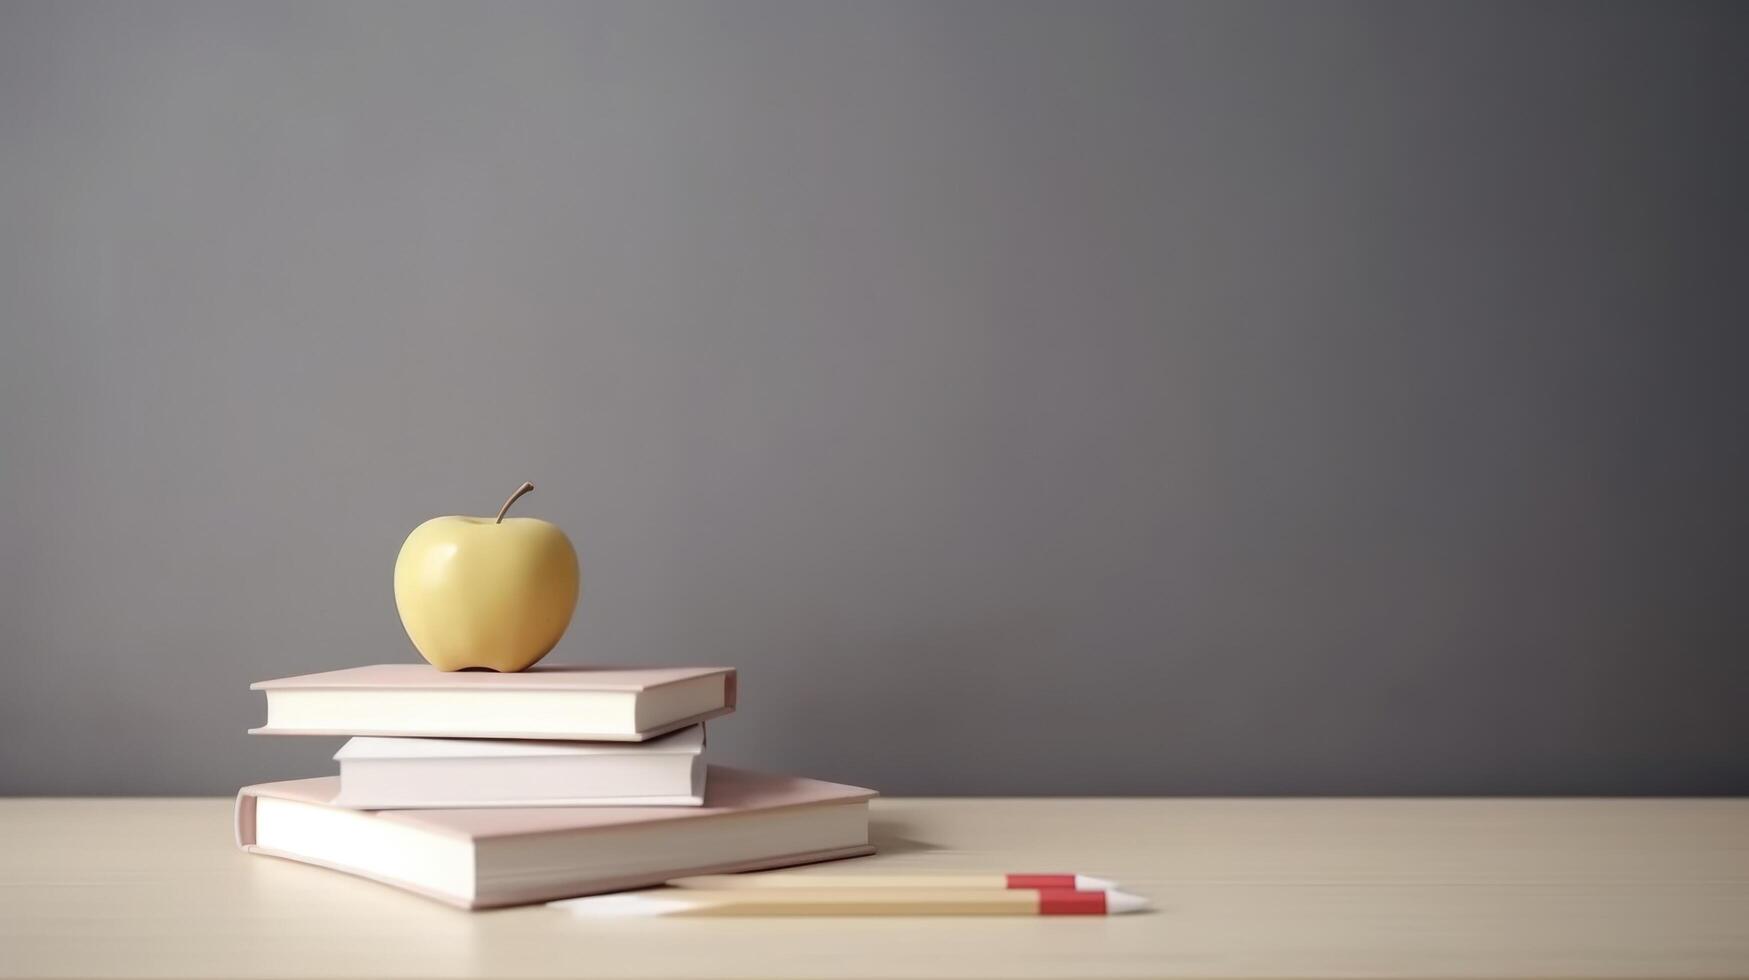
[2,0,1745,796]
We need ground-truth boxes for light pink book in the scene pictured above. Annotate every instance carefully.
[250,663,737,741]
[236,766,877,909]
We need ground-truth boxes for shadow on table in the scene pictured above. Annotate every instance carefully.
[868,817,944,855]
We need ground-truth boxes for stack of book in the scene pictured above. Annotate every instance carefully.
[236,664,877,909]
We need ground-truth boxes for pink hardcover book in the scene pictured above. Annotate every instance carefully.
[236,766,878,909]
[250,663,737,741]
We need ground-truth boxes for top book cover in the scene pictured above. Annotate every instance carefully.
[251,664,737,741]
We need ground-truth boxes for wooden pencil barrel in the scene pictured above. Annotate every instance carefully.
[672,874,1005,891]
[675,889,1042,916]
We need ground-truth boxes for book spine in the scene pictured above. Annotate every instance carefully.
[234,790,258,848]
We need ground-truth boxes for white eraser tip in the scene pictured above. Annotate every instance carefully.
[1106,890,1151,914]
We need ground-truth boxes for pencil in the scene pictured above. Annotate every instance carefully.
[669,872,1121,891]
[552,887,1150,917]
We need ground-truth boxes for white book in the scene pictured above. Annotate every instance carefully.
[330,725,707,809]
[250,664,736,741]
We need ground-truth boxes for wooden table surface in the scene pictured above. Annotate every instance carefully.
[1,797,1745,979]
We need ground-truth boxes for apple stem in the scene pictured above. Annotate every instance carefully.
[495,482,535,523]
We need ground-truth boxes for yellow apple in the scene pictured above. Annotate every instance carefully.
[393,482,580,672]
